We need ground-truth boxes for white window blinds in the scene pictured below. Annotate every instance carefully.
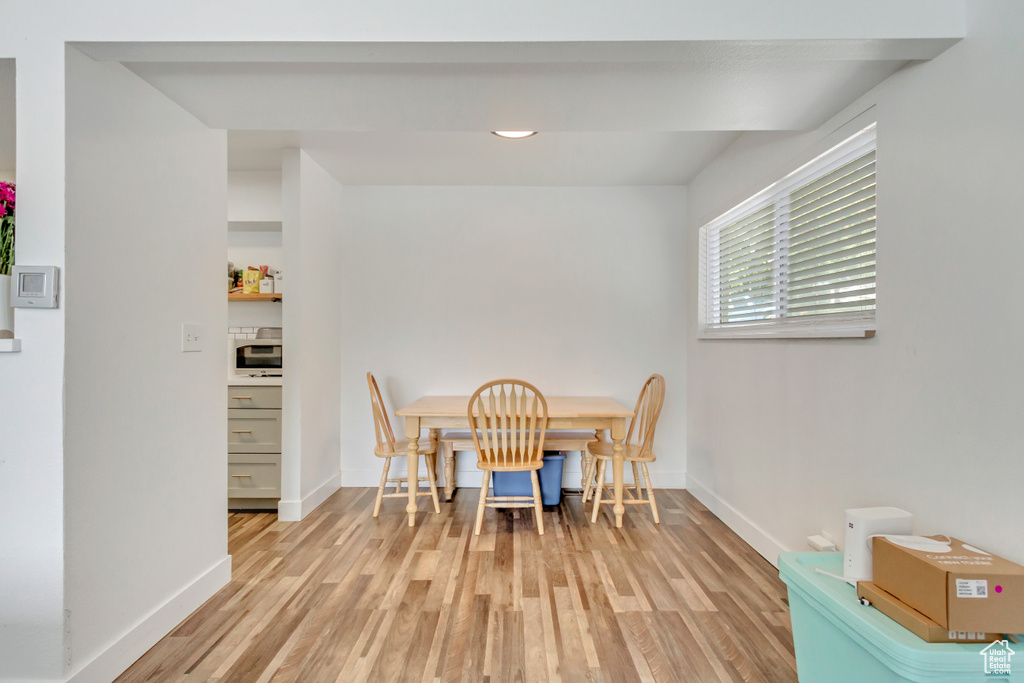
[700,124,876,338]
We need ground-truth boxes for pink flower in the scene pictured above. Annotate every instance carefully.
[0,181,14,216]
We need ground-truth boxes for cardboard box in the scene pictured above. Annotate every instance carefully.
[857,581,1000,643]
[873,536,1024,634]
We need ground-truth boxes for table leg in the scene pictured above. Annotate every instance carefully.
[442,441,456,501]
[582,429,601,501]
[611,418,626,528]
[581,429,597,491]
[405,416,421,527]
[427,428,440,512]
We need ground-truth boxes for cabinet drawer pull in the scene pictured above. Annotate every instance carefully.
[231,474,252,478]
[231,430,253,434]
[230,395,253,400]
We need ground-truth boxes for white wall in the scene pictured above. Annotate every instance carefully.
[0,61,15,356]
[63,48,230,681]
[0,44,72,682]
[336,186,687,490]
[686,0,1024,566]
[0,59,13,178]
[227,231,282,274]
[279,150,343,520]
[228,171,282,223]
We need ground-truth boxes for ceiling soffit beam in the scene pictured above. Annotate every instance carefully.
[75,38,960,65]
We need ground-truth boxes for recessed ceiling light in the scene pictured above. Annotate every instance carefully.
[492,131,537,139]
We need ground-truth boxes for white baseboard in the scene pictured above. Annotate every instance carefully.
[340,468,388,488]
[647,470,687,489]
[338,467,484,488]
[278,472,341,522]
[340,465,687,490]
[685,474,788,568]
[65,555,232,683]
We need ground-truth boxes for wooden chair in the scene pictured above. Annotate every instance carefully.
[585,374,665,524]
[468,379,549,536]
[367,372,440,518]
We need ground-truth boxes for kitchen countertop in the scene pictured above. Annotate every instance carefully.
[228,374,283,387]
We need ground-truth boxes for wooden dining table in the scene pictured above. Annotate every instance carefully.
[396,395,634,528]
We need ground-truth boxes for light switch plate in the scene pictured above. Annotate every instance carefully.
[181,323,203,352]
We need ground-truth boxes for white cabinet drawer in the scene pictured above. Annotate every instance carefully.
[227,385,282,409]
[228,409,282,453]
[228,453,281,498]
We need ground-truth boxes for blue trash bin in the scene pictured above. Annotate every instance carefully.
[491,453,565,505]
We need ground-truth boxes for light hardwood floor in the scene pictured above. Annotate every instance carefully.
[116,488,797,682]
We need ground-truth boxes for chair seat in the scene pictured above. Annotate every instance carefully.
[374,439,437,458]
[477,454,544,472]
[588,441,656,463]
[442,429,592,442]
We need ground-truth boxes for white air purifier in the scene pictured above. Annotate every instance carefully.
[844,507,913,583]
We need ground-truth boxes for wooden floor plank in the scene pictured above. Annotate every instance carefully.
[115,489,796,683]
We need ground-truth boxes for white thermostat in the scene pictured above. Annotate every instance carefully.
[11,265,59,308]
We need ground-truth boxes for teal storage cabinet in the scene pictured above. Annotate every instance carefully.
[779,552,1022,682]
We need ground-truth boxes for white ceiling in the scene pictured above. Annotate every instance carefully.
[22,39,958,186]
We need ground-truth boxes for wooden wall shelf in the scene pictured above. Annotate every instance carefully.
[228,292,282,302]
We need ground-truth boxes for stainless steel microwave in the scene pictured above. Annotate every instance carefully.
[234,340,283,377]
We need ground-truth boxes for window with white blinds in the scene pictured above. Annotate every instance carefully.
[699,124,876,338]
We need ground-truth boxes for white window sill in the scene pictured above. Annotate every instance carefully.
[0,338,22,353]
[699,328,875,340]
